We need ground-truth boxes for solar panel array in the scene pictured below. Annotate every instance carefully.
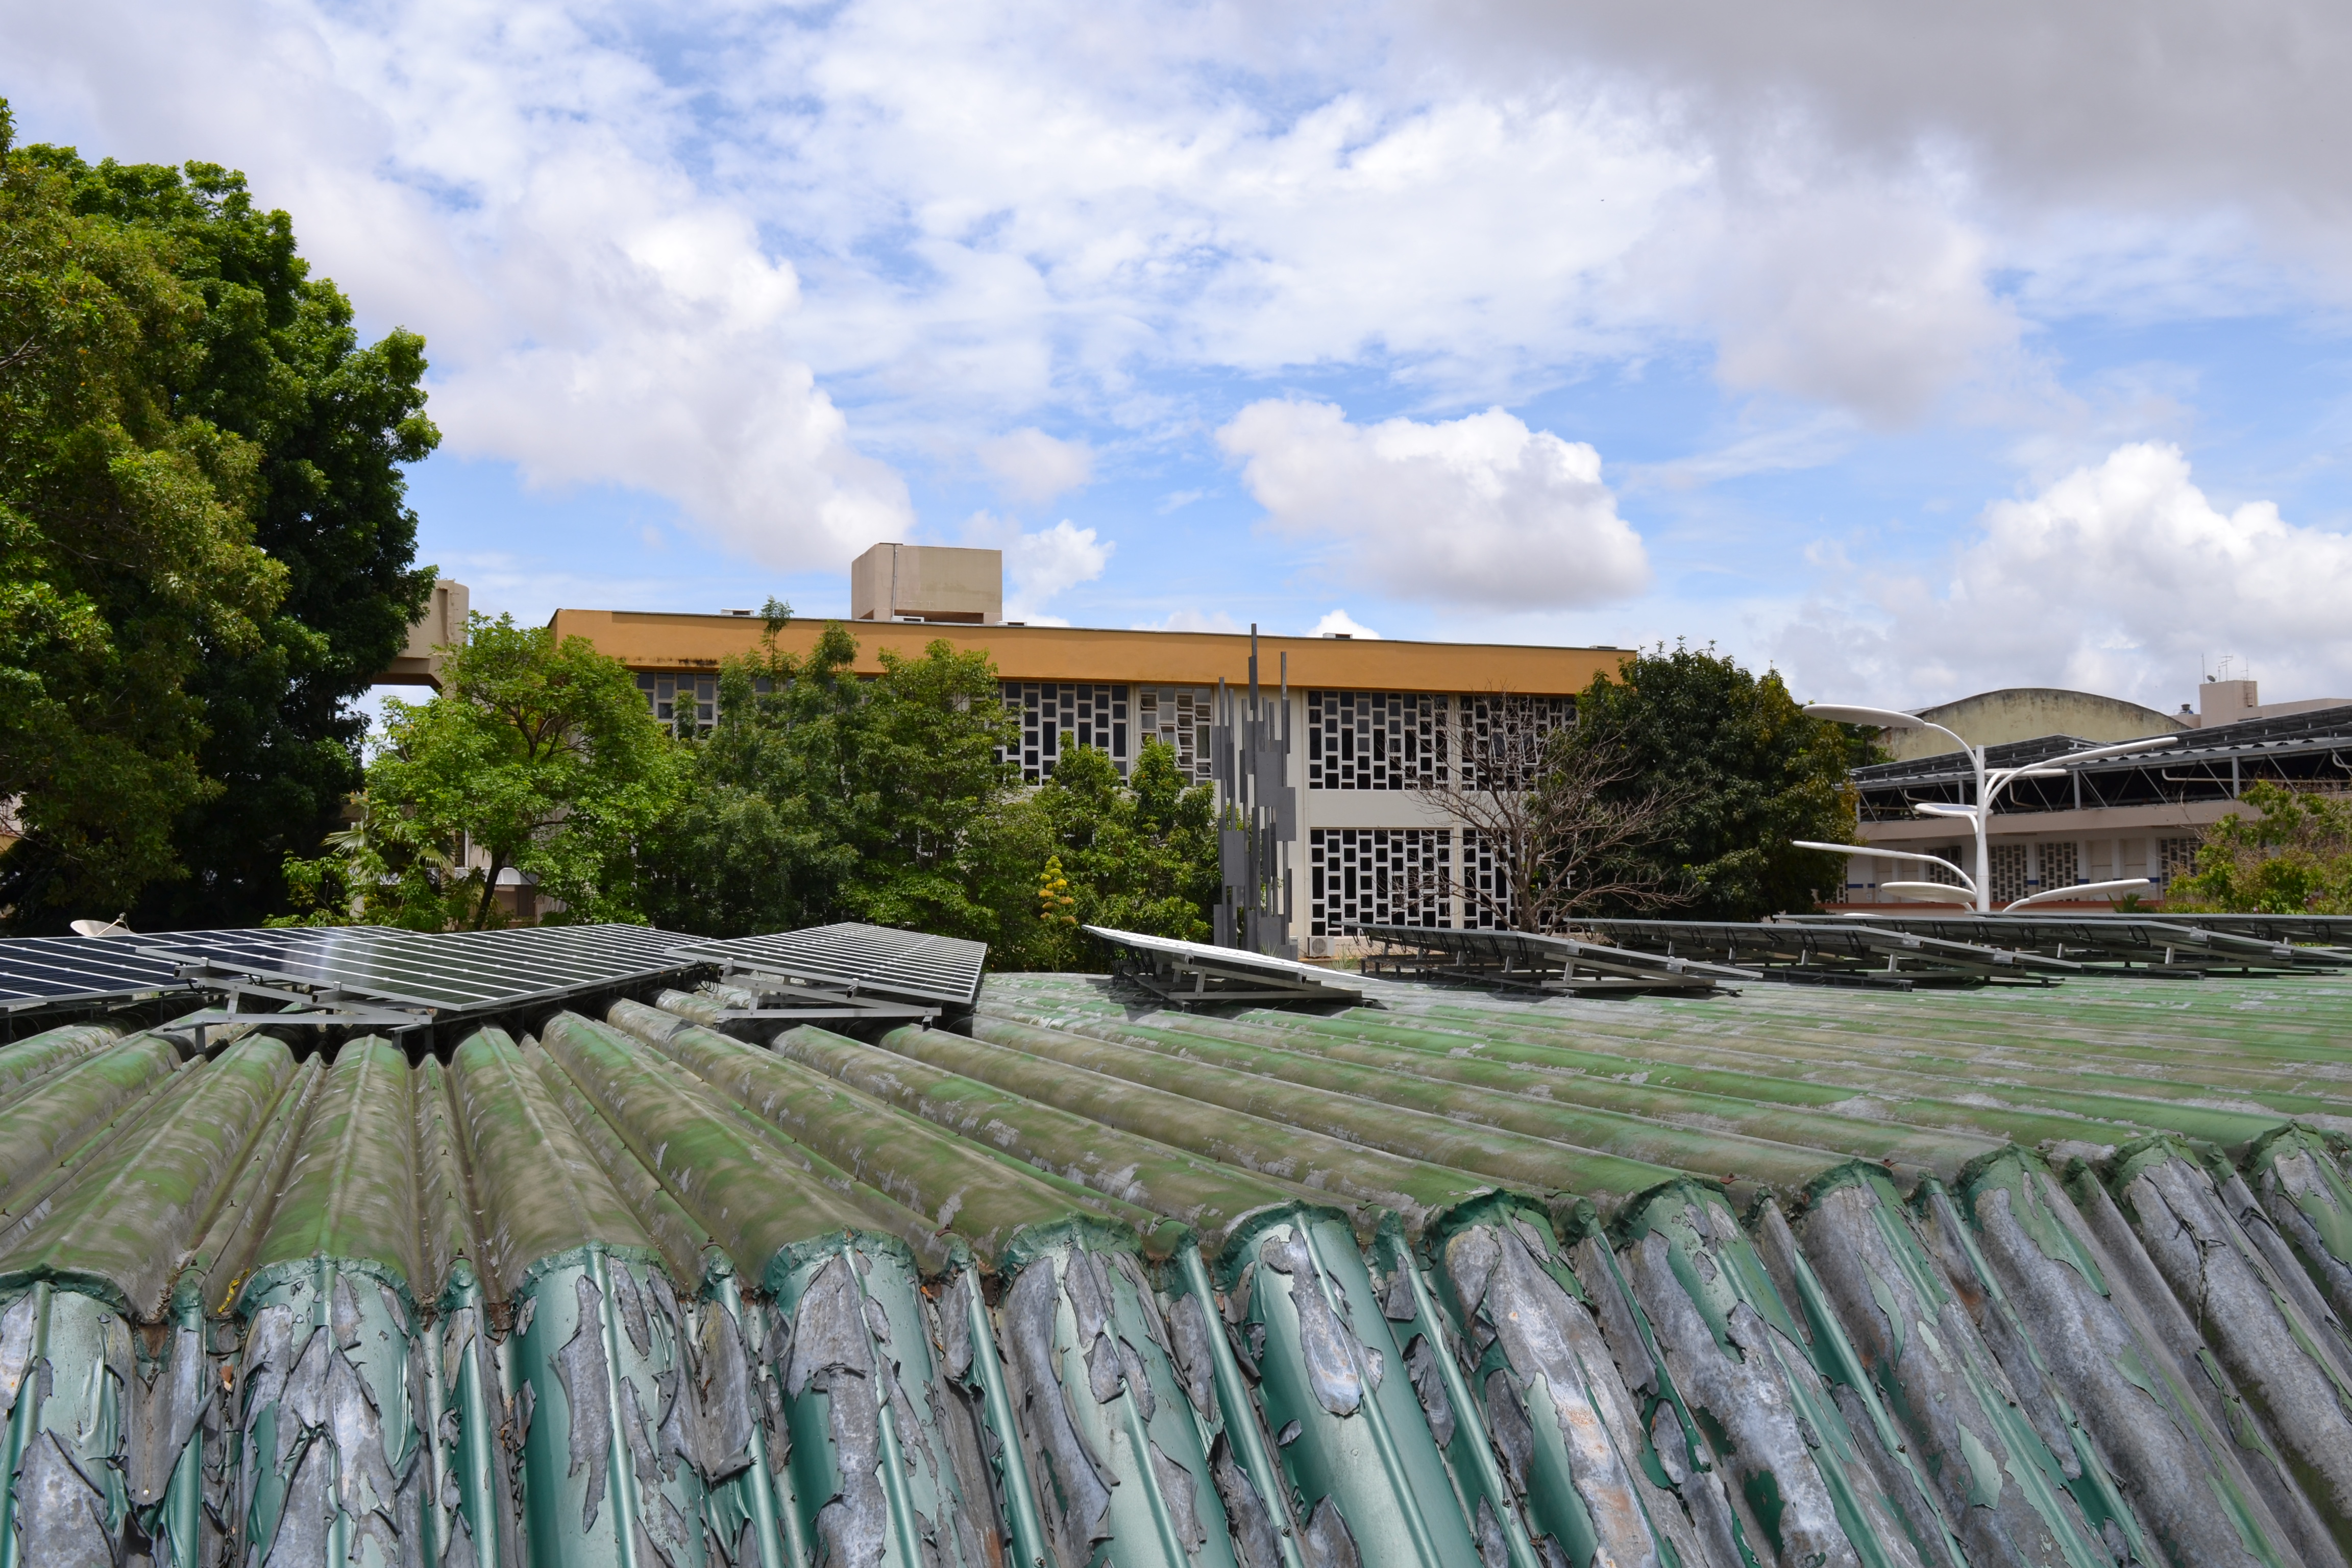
[1775,911,2346,973]
[0,935,200,1013]
[688,923,991,1007]
[1356,921,1757,991]
[132,923,703,1011]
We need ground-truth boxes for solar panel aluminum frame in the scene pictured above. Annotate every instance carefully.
[1570,917,2080,987]
[1354,923,1756,994]
[682,924,989,1010]
[1774,912,2344,974]
[0,935,200,1024]
[1084,925,1364,1007]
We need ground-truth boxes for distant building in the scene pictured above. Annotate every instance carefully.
[546,555,1619,951]
[1840,691,2352,908]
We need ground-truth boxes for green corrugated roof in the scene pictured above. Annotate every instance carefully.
[1,956,2349,1567]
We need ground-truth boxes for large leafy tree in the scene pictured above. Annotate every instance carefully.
[643,610,1017,939]
[1569,643,1861,919]
[288,615,683,929]
[0,103,288,926]
[13,143,439,927]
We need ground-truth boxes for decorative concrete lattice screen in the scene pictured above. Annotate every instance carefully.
[2160,836,2199,887]
[1305,691,1448,791]
[1003,682,1128,783]
[2040,840,2079,891]
[1457,695,1575,793]
[1457,828,1517,929]
[1923,845,1968,887]
[1136,685,1215,783]
[1989,843,2029,905]
[1308,828,1450,937]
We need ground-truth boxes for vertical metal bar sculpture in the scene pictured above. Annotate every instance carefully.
[1213,628,1299,958]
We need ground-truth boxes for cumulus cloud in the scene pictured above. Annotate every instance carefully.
[1311,609,1380,638]
[1004,520,1113,623]
[977,428,1094,503]
[1216,400,1650,609]
[1778,443,2352,708]
[1142,608,1244,634]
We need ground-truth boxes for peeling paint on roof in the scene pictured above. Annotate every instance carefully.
[0,962,2349,1566]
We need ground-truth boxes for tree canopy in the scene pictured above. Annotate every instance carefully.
[2168,782,2352,914]
[0,101,437,930]
[283,615,682,929]
[1567,643,1862,919]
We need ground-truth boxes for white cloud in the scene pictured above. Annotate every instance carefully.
[977,428,1094,503]
[1216,399,1650,609]
[1141,608,1244,634]
[1310,609,1380,639]
[1777,443,2352,708]
[1005,520,1113,622]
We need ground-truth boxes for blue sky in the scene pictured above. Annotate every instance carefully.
[13,0,2352,712]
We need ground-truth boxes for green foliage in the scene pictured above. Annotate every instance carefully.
[641,614,1220,966]
[0,101,437,928]
[642,612,1017,939]
[286,615,683,929]
[990,742,1220,971]
[0,103,288,926]
[1569,643,1859,918]
[2167,782,2352,914]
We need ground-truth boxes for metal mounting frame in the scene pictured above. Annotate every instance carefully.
[1354,924,1755,995]
[705,961,945,1024]
[1086,926,1362,1008]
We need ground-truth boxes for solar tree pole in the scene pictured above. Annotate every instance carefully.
[1798,703,2179,912]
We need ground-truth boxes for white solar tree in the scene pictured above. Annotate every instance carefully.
[1794,704,2180,913]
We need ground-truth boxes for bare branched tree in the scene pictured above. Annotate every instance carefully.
[1411,693,1688,932]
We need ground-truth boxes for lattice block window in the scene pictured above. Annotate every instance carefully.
[636,673,715,735]
[1001,682,1129,783]
[1309,828,1451,937]
[1989,843,2028,905]
[2039,840,2079,891]
[1135,686,1214,783]
[1459,695,1574,793]
[1458,828,1516,929]
[1919,845,1967,887]
[2158,837,2199,886]
[1306,691,1446,791]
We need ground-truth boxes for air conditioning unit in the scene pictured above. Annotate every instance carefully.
[1304,934,1335,958]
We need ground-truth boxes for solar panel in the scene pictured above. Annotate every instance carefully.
[1354,923,1757,992]
[1083,925,1363,1004]
[685,923,990,1008]
[0,935,200,1014]
[130,923,702,1013]
[1573,917,2080,986]
[1774,912,2340,973]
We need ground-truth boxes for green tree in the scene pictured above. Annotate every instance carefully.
[27,143,438,928]
[995,741,1220,970]
[289,614,682,929]
[1569,643,1860,919]
[642,610,1017,939]
[0,102,288,927]
[2168,781,2352,914]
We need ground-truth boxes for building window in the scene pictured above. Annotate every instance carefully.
[1135,685,1214,784]
[636,673,716,735]
[2040,840,2079,890]
[1989,843,2028,906]
[1001,682,1130,783]
[1458,695,1574,794]
[1921,845,1967,887]
[1310,828,1450,936]
[2158,837,2198,887]
[1306,691,1447,791]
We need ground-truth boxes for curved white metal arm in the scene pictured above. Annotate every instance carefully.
[2002,877,2150,911]
[1880,881,1978,905]
[1792,840,1976,893]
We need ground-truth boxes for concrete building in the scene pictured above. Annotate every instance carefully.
[548,580,1618,952]
[378,578,470,690]
[1879,687,2185,763]
[849,542,1004,624]
[1841,695,2352,907]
